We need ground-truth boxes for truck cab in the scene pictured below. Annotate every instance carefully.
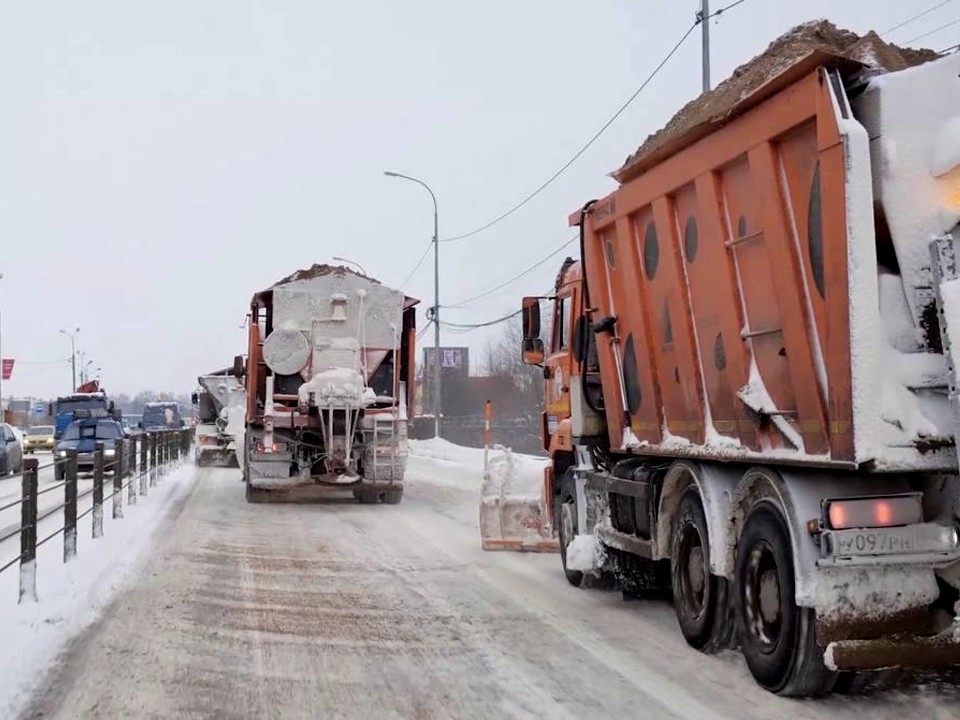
[523,258,603,471]
[53,392,115,439]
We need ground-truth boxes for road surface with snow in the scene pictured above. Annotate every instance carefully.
[12,442,960,719]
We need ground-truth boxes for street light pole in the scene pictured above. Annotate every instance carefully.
[60,327,79,391]
[384,170,441,439]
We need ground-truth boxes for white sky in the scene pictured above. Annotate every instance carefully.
[0,0,955,398]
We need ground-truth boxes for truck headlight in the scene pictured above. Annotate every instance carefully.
[104,449,116,458]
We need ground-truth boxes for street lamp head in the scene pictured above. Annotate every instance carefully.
[384,171,400,178]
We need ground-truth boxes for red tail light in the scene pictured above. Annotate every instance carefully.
[824,495,923,530]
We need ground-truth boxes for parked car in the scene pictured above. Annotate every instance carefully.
[23,425,55,453]
[54,417,125,479]
[0,422,24,475]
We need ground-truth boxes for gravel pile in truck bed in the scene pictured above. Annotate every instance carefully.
[613,20,940,183]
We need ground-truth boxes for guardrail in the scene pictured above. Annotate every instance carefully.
[0,429,192,602]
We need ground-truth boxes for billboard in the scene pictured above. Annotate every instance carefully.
[423,347,469,373]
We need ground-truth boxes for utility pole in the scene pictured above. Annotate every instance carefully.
[700,0,711,92]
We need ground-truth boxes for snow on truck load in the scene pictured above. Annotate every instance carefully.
[519,21,960,695]
[239,264,418,504]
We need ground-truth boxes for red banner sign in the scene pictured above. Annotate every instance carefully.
[1,358,13,381]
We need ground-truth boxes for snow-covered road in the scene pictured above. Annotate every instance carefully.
[16,443,960,719]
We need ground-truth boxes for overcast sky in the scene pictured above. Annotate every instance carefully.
[0,0,954,399]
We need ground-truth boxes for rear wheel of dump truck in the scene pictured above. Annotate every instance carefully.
[671,489,721,650]
[735,502,836,696]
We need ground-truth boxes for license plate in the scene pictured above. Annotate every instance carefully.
[834,528,927,556]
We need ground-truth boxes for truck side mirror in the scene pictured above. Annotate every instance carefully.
[521,297,541,340]
[522,337,545,365]
[191,392,199,405]
[233,355,245,379]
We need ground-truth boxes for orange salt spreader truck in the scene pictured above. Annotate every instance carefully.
[520,31,960,695]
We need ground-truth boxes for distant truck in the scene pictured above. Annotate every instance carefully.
[238,263,417,503]
[139,401,184,432]
[192,369,246,467]
[521,24,960,695]
[53,386,118,439]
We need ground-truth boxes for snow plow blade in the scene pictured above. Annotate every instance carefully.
[479,445,559,553]
[197,450,240,468]
[827,626,960,671]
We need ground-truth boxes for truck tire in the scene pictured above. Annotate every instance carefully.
[735,502,836,696]
[383,487,403,504]
[357,489,380,504]
[670,489,718,650]
[363,449,405,483]
[556,471,584,588]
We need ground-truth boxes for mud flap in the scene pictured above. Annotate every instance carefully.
[479,445,559,552]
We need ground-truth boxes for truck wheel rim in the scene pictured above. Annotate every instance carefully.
[678,524,706,617]
[744,541,782,652]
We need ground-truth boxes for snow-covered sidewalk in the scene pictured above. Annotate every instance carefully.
[0,462,197,719]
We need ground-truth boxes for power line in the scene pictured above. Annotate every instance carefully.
[708,0,752,20]
[13,357,71,366]
[446,234,577,308]
[416,319,433,341]
[440,309,524,331]
[397,240,433,290]
[905,15,960,44]
[883,0,953,36]
[439,21,701,244]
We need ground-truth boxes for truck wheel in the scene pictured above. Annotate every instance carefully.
[735,502,835,696]
[383,487,403,505]
[670,489,718,649]
[556,471,584,587]
[357,489,380,504]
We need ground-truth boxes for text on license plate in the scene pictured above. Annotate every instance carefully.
[836,529,917,556]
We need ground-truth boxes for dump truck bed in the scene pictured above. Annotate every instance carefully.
[576,39,959,472]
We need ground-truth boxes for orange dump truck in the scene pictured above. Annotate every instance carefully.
[521,24,960,695]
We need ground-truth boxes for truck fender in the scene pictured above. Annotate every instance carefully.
[655,460,740,578]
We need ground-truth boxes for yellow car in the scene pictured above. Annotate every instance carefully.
[23,425,55,453]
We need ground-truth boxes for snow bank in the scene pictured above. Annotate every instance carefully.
[0,463,196,719]
[410,438,548,496]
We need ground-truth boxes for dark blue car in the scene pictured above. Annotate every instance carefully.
[54,417,125,479]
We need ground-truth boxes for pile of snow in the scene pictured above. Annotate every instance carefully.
[410,438,548,495]
[0,463,196,719]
